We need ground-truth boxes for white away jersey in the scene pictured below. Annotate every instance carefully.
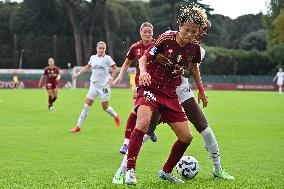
[88,54,115,86]
[276,72,284,84]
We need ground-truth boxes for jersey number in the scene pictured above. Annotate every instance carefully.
[103,88,109,94]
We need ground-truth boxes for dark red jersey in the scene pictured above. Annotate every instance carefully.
[144,31,201,97]
[126,39,155,87]
[43,66,60,84]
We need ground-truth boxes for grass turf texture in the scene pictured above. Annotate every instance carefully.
[0,89,283,188]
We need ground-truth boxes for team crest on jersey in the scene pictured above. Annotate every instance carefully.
[177,54,182,63]
[168,49,173,54]
[137,49,141,56]
[149,46,157,56]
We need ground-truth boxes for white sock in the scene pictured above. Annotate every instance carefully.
[105,106,117,117]
[279,87,282,94]
[77,104,90,128]
[201,127,222,172]
[117,153,128,174]
[124,138,129,145]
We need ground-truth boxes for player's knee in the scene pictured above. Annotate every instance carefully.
[136,116,151,131]
[179,133,193,143]
[102,106,108,111]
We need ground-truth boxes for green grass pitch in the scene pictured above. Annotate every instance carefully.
[0,89,284,188]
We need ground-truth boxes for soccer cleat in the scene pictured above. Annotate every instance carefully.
[119,144,128,154]
[213,169,235,180]
[125,168,137,185]
[112,171,125,185]
[159,170,184,183]
[143,133,158,143]
[150,133,157,142]
[70,127,80,133]
[49,106,55,111]
[114,114,121,127]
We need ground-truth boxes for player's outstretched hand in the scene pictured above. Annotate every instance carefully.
[108,78,115,86]
[139,71,151,86]
[113,76,122,85]
[198,92,208,108]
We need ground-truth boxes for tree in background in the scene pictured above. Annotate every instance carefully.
[228,14,265,49]
[204,14,231,47]
[0,2,17,68]
[8,0,75,69]
[265,0,284,46]
[0,0,281,75]
[272,8,284,44]
[239,29,267,51]
[63,0,98,66]
[148,0,212,36]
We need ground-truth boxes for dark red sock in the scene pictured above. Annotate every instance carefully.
[124,112,137,139]
[48,96,53,106]
[126,128,145,170]
[163,140,190,173]
[52,97,57,103]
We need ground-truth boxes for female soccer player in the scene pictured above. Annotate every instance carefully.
[273,68,284,94]
[144,15,234,180]
[38,58,61,111]
[70,41,120,133]
[113,22,158,154]
[121,4,207,185]
[113,12,234,185]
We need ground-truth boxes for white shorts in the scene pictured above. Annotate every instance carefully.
[277,80,283,85]
[176,85,194,103]
[87,82,111,102]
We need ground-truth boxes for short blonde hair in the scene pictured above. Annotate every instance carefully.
[97,41,106,47]
[48,58,54,63]
[140,22,154,31]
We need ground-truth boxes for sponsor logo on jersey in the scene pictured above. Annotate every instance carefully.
[144,90,157,101]
[149,46,157,56]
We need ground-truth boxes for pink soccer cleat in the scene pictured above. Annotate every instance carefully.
[70,127,80,133]
[114,114,121,127]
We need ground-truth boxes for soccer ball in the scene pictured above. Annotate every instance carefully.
[176,156,199,179]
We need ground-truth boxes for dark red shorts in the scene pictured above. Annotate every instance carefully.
[135,86,187,123]
[46,82,58,90]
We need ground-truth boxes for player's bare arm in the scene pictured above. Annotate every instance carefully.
[56,72,61,81]
[190,62,208,108]
[138,55,151,86]
[109,64,119,85]
[113,58,132,85]
[72,64,91,80]
[38,75,45,88]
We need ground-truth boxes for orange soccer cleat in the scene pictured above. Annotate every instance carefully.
[114,114,121,127]
[70,126,80,133]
